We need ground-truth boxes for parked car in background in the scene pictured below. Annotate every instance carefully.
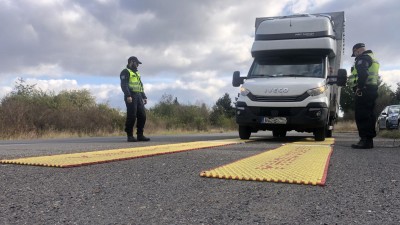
[376,105,400,131]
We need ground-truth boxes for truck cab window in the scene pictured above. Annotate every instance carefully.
[250,56,325,78]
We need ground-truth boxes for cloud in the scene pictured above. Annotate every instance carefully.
[381,70,400,91]
[23,64,64,78]
[25,78,79,91]
[0,0,291,76]
[311,0,400,67]
[1,0,400,110]
[0,86,13,99]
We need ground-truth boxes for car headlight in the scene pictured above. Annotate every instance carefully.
[240,87,250,96]
[307,86,327,96]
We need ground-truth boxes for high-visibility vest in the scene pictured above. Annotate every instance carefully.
[126,68,144,92]
[347,53,380,88]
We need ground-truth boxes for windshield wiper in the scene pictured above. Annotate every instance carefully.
[281,74,304,77]
[251,74,280,77]
[251,74,303,78]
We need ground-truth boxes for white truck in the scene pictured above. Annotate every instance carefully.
[232,12,347,141]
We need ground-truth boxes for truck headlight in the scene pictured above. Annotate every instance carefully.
[307,86,327,96]
[240,87,250,96]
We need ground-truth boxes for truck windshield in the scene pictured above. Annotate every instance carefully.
[250,56,325,78]
[388,106,400,114]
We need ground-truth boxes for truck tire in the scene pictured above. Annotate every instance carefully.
[326,128,332,138]
[325,115,333,138]
[314,127,326,141]
[239,126,251,139]
[272,130,287,138]
[375,121,380,133]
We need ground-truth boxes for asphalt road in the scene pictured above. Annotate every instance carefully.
[1,132,400,225]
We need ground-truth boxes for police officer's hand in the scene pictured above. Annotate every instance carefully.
[143,99,148,105]
[127,97,133,103]
[355,88,363,97]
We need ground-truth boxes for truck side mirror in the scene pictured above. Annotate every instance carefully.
[336,69,347,87]
[327,69,347,86]
[232,71,244,87]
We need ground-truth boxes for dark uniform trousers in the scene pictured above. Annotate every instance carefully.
[354,86,378,139]
[124,92,146,137]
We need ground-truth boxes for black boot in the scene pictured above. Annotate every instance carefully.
[351,138,373,149]
[127,136,137,142]
[137,135,150,142]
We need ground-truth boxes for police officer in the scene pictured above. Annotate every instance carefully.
[348,43,380,149]
[120,56,150,142]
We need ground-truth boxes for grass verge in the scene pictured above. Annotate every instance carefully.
[335,120,358,133]
[335,120,400,139]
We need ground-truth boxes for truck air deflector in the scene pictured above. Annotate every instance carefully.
[256,31,335,41]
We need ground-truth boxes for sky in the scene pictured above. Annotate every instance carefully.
[1,0,399,110]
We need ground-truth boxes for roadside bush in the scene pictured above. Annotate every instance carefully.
[0,81,238,139]
[149,94,210,131]
[209,93,236,130]
[0,79,124,139]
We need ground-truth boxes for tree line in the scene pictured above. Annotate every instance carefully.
[0,79,236,139]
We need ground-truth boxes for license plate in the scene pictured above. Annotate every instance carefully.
[261,117,287,124]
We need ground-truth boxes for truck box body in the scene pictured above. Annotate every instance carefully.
[232,12,346,141]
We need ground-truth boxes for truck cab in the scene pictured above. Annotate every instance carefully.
[232,12,347,141]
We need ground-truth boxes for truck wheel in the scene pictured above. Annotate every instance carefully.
[326,116,333,137]
[314,127,326,141]
[273,130,287,137]
[375,122,380,133]
[326,128,332,138]
[239,126,251,139]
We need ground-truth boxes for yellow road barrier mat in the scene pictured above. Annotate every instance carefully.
[200,138,334,186]
[0,139,249,168]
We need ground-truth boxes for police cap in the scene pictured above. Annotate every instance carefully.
[351,43,365,57]
[128,56,142,64]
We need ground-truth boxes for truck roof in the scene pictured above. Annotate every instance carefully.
[255,16,335,41]
[255,12,344,41]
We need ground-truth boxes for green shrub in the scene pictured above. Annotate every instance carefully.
[0,79,124,139]
[0,81,237,139]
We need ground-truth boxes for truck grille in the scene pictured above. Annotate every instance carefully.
[247,92,309,102]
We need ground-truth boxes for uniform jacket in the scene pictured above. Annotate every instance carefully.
[120,65,147,99]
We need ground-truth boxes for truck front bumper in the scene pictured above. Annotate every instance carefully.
[235,102,328,132]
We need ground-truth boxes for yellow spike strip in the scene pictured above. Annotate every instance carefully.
[290,137,335,145]
[200,138,334,186]
[0,139,251,168]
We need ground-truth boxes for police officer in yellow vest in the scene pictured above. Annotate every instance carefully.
[120,56,150,142]
[348,43,380,149]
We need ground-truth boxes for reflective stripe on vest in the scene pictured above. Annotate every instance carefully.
[127,68,144,92]
[347,53,380,88]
